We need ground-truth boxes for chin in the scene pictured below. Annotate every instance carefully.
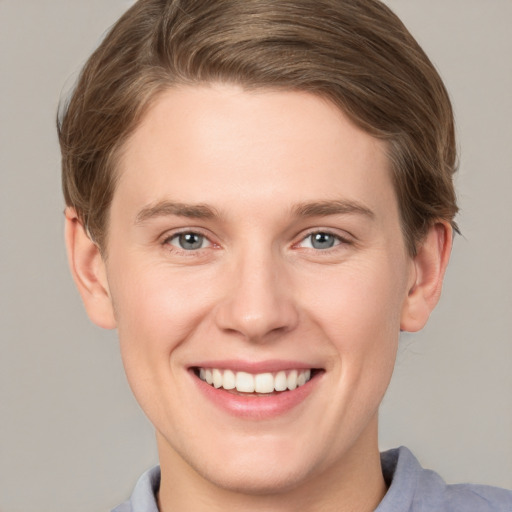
[195,458,313,496]
[169,433,320,496]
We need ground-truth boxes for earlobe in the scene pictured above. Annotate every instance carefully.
[64,208,117,329]
[400,221,453,332]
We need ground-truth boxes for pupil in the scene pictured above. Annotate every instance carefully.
[312,233,334,249]
[179,233,202,250]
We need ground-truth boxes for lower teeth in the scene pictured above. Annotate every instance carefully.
[229,389,284,396]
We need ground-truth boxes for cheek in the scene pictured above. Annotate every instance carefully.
[109,263,216,376]
[108,262,221,426]
[303,257,407,362]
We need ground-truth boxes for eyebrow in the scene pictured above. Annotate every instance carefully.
[135,201,219,224]
[292,200,375,219]
[134,198,374,225]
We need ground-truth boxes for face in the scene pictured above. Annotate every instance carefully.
[104,85,415,492]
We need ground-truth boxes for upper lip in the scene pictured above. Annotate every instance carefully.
[190,359,321,374]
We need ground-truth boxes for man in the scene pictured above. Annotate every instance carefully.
[58,1,512,510]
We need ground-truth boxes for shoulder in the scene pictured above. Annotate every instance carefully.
[377,446,512,512]
[111,502,131,512]
[444,483,512,512]
[111,465,161,512]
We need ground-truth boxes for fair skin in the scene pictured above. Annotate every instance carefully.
[66,85,451,512]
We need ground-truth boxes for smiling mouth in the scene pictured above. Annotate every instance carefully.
[192,367,321,395]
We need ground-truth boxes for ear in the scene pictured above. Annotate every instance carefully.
[400,221,453,332]
[64,208,117,329]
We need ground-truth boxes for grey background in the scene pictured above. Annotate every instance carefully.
[1,0,511,511]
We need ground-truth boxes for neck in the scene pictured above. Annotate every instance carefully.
[156,417,387,512]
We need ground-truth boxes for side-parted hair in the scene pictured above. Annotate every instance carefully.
[58,0,458,255]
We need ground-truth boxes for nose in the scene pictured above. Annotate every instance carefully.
[214,248,300,343]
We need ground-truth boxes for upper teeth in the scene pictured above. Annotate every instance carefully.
[198,368,312,393]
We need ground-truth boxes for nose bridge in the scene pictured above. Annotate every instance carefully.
[215,241,298,342]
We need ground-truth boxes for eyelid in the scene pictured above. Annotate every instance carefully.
[167,232,211,249]
[161,227,218,254]
[158,226,353,254]
[294,228,353,250]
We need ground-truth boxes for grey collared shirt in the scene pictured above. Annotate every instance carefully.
[112,446,512,511]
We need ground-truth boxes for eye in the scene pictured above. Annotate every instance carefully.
[299,232,342,250]
[167,232,211,251]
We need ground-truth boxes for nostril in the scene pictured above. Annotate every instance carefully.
[214,294,300,343]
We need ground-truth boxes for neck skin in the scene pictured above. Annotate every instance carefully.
[156,415,387,512]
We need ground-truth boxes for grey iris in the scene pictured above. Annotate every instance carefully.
[179,233,203,250]
[311,232,336,249]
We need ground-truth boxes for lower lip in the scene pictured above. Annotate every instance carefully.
[191,371,319,420]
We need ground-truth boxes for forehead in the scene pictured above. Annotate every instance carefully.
[114,84,398,225]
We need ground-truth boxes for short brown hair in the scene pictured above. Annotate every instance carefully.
[58,0,458,255]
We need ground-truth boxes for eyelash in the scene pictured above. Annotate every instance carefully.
[296,230,351,251]
[161,229,352,256]
[162,230,214,255]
